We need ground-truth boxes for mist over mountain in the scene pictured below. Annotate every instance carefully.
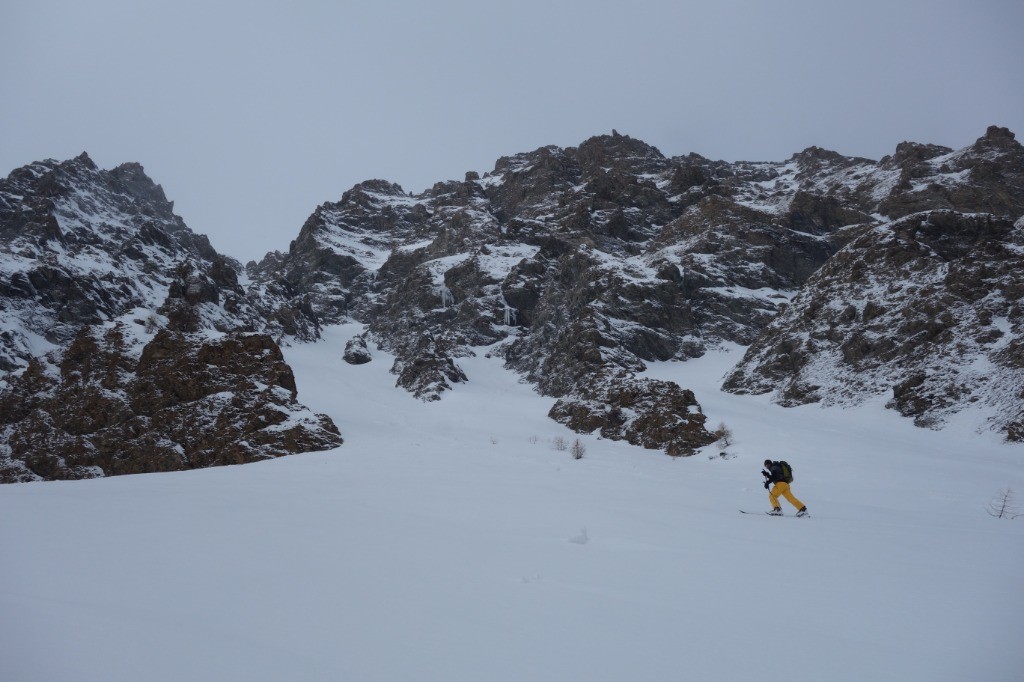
[2,125,1022,481]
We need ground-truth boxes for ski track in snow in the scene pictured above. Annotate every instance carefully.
[1,324,1022,682]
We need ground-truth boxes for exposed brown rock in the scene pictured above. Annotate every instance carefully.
[0,325,342,482]
[549,375,716,456]
[390,333,468,401]
[723,211,1024,440]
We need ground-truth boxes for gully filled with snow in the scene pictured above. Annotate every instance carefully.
[2,324,1022,681]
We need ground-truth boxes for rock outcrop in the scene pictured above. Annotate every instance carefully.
[549,375,716,456]
[0,152,271,373]
[0,324,342,483]
[247,132,873,452]
[245,125,1024,448]
[0,155,344,481]
[723,211,1024,440]
[4,125,1022,473]
[343,333,373,365]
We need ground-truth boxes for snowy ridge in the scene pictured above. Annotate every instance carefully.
[244,126,1023,445]
[0,155,343,480]
[3,125,1023,478]
[724,210,1024,439]
[0,153,256,372]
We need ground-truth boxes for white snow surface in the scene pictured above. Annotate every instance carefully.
[1,325,1022,681]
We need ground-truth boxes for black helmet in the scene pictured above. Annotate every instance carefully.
[763,459,772,467]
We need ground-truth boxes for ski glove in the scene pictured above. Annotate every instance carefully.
[763,481,769,489]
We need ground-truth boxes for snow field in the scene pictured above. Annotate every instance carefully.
[1,323,1022,681]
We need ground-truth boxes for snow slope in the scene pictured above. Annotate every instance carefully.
[1,325,1022,681]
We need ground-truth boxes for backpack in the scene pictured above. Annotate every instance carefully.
[778,460,794,483]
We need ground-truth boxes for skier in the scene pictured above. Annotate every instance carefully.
[762,459,808,517]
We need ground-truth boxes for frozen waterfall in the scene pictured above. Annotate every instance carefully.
[439,287,455,308]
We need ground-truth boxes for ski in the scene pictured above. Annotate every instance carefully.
[739,510,810,517]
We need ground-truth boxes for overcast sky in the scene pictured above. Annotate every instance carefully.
[3,1,1022,262]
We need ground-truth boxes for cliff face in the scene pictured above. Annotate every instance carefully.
[721,127,1024,440]
[723,211,1024,440]
[0,155,342,481]
[3,124,1022,481]
[0,326,342,483]
[249,126,1023,446]
[248,132,857,453]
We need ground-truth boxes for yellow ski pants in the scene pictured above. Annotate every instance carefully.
[769,481,805,510]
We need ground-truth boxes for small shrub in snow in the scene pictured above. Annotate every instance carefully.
[987,488,1021,519]
[571,439,585,460]
[552,436,568,451]
[528,435,539,445]
[568,527,589,544]
[713,422,734,448]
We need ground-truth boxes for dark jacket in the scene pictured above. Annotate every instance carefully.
[763,462,785,485]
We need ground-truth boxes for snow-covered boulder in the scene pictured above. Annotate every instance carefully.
[343,333,373,365]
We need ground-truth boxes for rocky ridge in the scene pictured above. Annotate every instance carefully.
[0,154,342,481]
[0,153,262,371]
[3,125,1022,483]
[250,126,1024,446]
[248,133,869,452]
[723,211,1024,440]
[722,126,1024,440]
[0,324,342,483]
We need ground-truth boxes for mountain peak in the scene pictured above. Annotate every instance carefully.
[887,141,954,167]
[72,151,97,170]
[973,125,1021,155]
[577,131,665,159]
[984,125,1015,142]
[339,179,410,206]
[111,161,173,212]
[789,145,855,165]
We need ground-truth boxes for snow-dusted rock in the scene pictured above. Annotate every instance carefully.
[723,210,1024,441]
[343,333,373,365]
[390,333,468,402]
[549,375,716,456]
[247,125,1023,451]
[5,125,1022,465]
[0,154,343,481]
[0,152,262,372]
[876,126,1024,219]
[0,324,342,482]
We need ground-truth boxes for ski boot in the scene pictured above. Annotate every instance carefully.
[795,507,809,517]
[767,507,783,516]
